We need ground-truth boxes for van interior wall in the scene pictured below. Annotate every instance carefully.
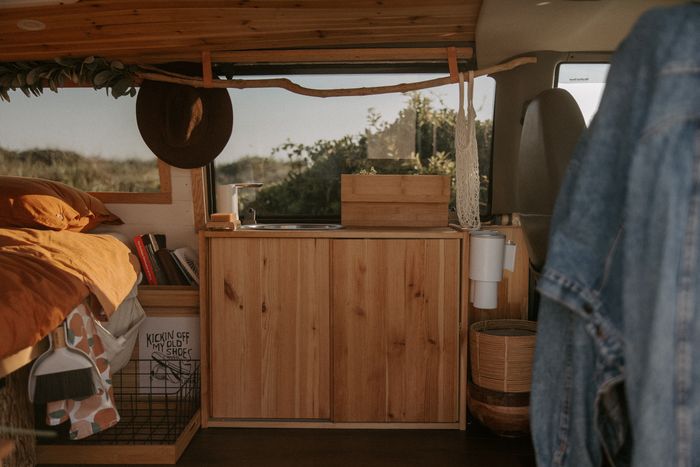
[489,51,611,215]
[94,167,198,250]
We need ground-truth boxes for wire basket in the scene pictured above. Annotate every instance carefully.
[38,359,200,445]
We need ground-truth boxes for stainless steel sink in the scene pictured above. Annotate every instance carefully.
[241,223,343,230]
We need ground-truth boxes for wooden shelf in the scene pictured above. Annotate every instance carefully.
[37,410,201,465]
[137,285,199,315]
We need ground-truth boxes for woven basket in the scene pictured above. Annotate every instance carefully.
[468,380,530,437]
[470,319,537,393]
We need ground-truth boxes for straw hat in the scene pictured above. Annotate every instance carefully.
[136,68,233,169]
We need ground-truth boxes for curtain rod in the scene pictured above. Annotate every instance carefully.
[136,56,537,98]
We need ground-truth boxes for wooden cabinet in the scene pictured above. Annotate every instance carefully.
[208,238,330,420]
[201,229,467,428]
[332,239,460,422]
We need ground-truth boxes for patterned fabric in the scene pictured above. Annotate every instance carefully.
[46,304,120,440]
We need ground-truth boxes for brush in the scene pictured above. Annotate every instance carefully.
[30,322,97,403]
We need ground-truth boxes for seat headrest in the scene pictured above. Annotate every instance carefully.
[516,88,585,216]
[516,88,585,270]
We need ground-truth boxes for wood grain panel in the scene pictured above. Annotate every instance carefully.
[0,1,480,62]
[206,420,460,429]
[341,202,448,227]
[203,228,463,239]
[459,230,469,430]
[209,238,330,420]
[199,232,211,428]
[332,239,459,422]
[90,161,172,205]
[137,286,199,309]
[116,47,474,65]
[190,168,207,232]
[341,174,451,204]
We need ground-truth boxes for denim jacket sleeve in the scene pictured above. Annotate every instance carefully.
[531,5,700,467]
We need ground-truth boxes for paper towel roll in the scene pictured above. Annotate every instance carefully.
[472,281,499,309]
[469,230,506,282]
[215,184,239,218]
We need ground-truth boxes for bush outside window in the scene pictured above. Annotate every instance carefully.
[215,73,496,220]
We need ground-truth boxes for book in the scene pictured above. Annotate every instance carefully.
[173,247,199,285]
[133,235,157,285]
[146,233,166,250]
[144,239,167,285]
[155,248,190,286]
[169,250,194,286]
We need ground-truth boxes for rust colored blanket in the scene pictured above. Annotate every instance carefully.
[0,228,140,359]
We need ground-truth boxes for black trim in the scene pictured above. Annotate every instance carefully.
[214,61,474,77]
[205,163,217,215]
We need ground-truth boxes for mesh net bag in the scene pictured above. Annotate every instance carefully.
[455,71,481,230]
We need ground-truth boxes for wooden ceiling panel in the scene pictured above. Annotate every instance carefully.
[0,0,480,63]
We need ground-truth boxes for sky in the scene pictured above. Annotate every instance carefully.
[0,74,495,164]
[0,66,608,163]
[557,63,609,125]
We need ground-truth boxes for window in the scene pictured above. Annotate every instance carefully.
[214,73,496,221]
[556,63,610,125]
[0,88,171,204]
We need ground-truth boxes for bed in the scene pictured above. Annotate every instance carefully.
[0,176,140,378]
[0,227,140,377]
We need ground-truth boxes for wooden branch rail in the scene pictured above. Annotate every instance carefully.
[136,56,536,98]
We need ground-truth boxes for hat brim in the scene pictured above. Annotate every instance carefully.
[136,80,233,169]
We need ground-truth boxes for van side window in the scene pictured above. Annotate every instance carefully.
[556,63,610,125]
[0,88,171,204]
[214,73,496,220]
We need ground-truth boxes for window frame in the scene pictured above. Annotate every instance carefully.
[2,84,174,205]
[89,159,172,204]
[553,60,610,89]
[206,68,497,222]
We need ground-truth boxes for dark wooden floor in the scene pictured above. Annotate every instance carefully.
[53,419,535,467]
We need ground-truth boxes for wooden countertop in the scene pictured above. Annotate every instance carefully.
[202,226,465,239]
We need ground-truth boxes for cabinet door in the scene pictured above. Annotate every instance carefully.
[332,239,460,423]
[209,238,330,419]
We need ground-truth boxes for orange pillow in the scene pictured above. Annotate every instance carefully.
[0,176,123,231]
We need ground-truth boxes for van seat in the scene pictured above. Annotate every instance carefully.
[516,88,586,271]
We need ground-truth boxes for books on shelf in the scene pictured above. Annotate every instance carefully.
[173,247,199,286]
[132,233,198,286]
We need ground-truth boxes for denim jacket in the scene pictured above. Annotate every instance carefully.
[530,4,700,467]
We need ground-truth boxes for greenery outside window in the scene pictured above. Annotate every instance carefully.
[0,88,172,204]
[214,73,495,221]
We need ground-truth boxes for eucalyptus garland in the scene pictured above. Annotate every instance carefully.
[0,56,139,102]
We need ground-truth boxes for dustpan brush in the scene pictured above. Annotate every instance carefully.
[33,323,97,403]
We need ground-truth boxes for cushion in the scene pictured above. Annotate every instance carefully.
[0,176,123,231]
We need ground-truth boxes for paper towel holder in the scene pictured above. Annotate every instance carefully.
[469,230,517,309]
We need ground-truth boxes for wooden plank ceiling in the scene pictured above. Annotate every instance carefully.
[0,0,480,65]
